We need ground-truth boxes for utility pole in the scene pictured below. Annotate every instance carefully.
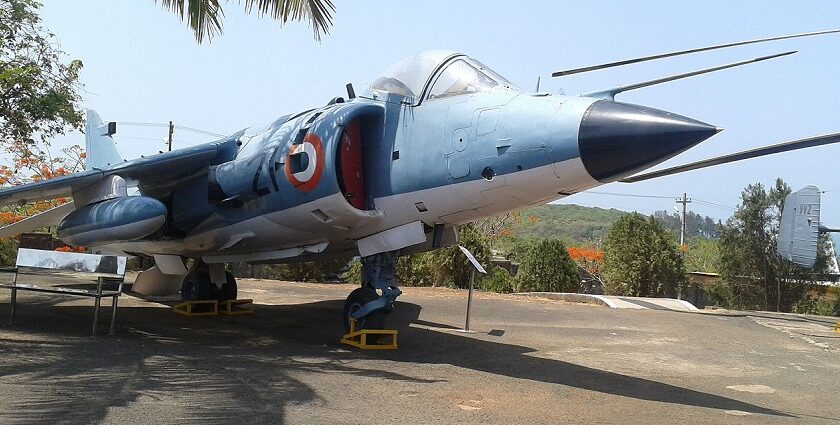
[167,120,174,152]
[676,192,692,247]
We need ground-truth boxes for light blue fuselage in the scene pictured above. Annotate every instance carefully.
[87,52,718,262]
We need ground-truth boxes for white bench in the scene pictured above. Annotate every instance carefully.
[0,248,127,336]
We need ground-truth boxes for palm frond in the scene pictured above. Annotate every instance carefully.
[241,0,336,41]
[157,0,224,43]
[157,0,335,43]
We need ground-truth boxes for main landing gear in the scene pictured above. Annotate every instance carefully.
[180,260,237,302]
[343,251,402,332]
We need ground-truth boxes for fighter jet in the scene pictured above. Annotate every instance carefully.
[2,30,839,331]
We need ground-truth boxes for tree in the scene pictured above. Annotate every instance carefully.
[653,210,719,239]
[717,179,831,312]
[515,239,579,293]
[684,237,721,273]
[1,0,83,155]
[603,213,687,297]
[396,252,437,287]
[433,223,491,289]
[1,0,85,239]
[156,0,336,43]
[481,267,515,294]
[567,244,604,279]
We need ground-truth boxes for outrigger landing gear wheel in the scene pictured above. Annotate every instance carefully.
[343,287,385,333]
[217,271,237,302]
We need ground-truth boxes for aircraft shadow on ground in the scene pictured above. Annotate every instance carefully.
[0,297,807,423]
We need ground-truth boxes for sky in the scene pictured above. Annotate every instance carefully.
[39,1,840,223]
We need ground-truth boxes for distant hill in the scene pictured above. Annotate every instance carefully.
[509,204,627,244]
[506,204,721,245]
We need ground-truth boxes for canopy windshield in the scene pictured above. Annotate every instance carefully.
[369,50,461,99]
[370,51,515,102]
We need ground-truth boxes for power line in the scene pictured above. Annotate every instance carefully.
[584,190,675,199]
[581,190,736,210]
[116,121,168,128]
[113,135,165,142]
[116,122,225,138]
[174,125,225,138]
[693,199,736,210]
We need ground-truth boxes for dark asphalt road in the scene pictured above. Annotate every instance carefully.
[0,276,838,424]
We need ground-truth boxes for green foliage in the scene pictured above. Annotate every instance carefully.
[241,257,350,282]
[603,213,687,297]
[792,291,839,317]
[503,204,625,246]
[432,223,491,289]
[0,238,18,266]
[156,0,336,42]
[0,0,83,148]
[396,252,438,287]
[684,237,721,273]
[653,210,719,239]
[717,179,831,312]
[505,237,539,263]
[700,276,735,308]
[499,204,721,252]
[515,239,579,293]
[481,267,515,293]
[343,258,362,284]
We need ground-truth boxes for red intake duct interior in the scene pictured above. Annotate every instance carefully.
[337,119,366,210]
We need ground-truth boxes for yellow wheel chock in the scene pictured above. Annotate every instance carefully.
[834,322,840,334]
[340,318,398,350]
[219,299,254,316]
[173,299,254,317]
[173,300,219,316]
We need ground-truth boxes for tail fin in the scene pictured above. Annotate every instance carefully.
[84,110,124,170]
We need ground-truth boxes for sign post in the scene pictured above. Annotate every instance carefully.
[458,245,487,333]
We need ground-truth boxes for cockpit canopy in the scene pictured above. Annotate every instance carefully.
[370,50,514,103]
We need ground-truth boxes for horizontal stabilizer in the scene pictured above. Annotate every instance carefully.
[582,51,795,100]
[778,186,821,268]
[552,28,839,77]
[620,132,840,183]
[0,202,75,238]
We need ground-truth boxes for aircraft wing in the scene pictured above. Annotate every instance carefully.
[0,171,103,206]
[0,141,231,207]
[0,202,76,238]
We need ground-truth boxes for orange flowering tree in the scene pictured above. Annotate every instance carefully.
[1,0,85,225]
[567,245,604,278]
[477,211,538,247]
[0,144,85,226]
[0,143,86,259]
[55,245,86,253]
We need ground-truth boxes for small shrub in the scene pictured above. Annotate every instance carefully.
[481,267,515,293]
[515,239,579,293]
[793,293,839,317]
[0,238,18,267]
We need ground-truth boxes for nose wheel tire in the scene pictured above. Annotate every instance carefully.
[343,287,385,333]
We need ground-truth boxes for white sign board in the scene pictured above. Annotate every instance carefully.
[16,248,126,277]
[458,245,487,274]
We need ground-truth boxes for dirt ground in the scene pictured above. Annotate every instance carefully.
[0,274,838,424]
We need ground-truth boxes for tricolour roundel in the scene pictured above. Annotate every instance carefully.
[285,132,325,192]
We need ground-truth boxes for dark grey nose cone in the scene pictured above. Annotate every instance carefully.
[578,100,719,182]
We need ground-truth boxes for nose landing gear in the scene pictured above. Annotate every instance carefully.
[343,251,402,333]
[343,287,385,331]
